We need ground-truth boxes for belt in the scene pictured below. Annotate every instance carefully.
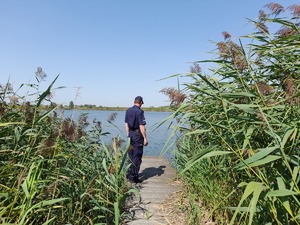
[129,128,140,134]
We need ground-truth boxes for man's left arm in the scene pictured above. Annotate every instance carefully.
[139,125,148,146]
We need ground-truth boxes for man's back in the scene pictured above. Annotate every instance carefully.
[125,105,146,130]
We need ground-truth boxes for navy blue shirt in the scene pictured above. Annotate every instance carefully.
[125,105,146,130]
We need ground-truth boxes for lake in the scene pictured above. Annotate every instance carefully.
[59,110,177,160]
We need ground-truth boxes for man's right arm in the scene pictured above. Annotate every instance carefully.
[125,123,129,137]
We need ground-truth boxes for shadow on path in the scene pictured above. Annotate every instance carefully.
[139,166,166,181]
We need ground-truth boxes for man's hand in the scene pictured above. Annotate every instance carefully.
[144,138,148,146]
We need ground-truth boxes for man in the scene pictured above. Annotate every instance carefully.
[125,96,148,183]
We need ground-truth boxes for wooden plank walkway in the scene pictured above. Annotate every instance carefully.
[125,156,180,225]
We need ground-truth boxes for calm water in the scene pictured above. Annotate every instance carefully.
[59,110,177,160]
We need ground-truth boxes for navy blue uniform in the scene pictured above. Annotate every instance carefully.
[125,105,146,182]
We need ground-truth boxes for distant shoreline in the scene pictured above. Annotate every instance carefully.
[58,105,173,112]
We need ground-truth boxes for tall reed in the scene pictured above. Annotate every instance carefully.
[164,3,300,224]
[0,71,132,224]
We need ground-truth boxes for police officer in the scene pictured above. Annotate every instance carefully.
[125,96,148,183]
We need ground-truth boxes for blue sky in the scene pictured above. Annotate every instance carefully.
[0,0,297,107]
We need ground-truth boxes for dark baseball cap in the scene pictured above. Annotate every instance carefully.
[134,96,144,104]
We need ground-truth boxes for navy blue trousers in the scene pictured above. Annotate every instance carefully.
[127,130,144,181]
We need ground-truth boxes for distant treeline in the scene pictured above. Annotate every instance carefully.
[57,104,172,112]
